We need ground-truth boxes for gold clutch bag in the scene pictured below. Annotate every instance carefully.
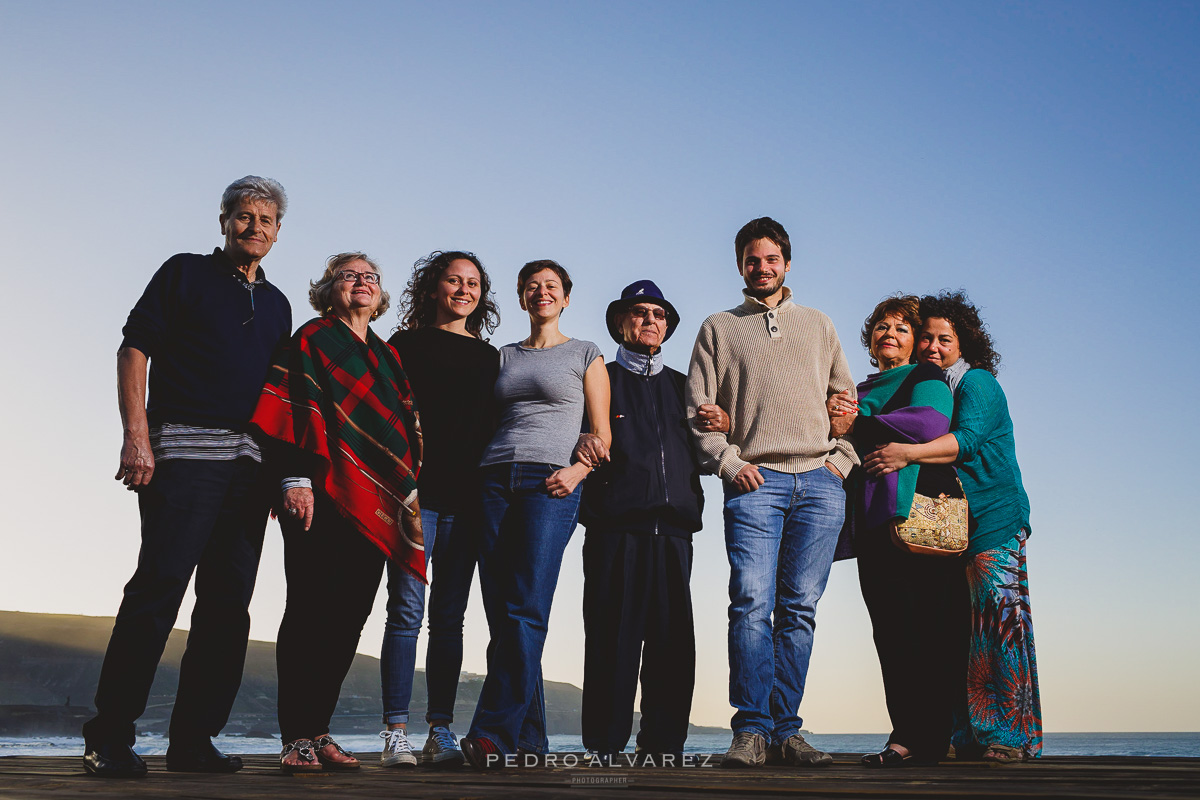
[889,491,968,557]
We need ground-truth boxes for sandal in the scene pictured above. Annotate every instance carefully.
[280,739,322,773]
[861,746,916,768]
[314,734,360,770]
[982,744,1026,766]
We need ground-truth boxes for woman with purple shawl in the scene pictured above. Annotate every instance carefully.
[829,295,966,768]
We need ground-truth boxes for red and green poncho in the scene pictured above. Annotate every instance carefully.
[251,316,425,581]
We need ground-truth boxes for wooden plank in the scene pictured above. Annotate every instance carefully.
[0,754,1198,800]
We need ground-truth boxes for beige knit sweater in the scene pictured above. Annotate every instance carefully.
[685,287,859,482]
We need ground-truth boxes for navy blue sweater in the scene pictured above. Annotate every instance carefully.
[580,362,705,538]
[120,248,292,430]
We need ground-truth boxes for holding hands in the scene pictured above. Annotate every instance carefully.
[572,433,611,468]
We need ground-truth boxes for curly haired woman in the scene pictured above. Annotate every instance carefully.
[377,251,501,768]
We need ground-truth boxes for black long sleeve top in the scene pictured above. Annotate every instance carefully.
[388,327,500,512]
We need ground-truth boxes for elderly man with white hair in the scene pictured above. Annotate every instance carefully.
[83,176,293,778]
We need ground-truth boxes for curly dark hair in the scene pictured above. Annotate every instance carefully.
[860,294,921,368]
[394,251,500,338]
[917,291,1001,376]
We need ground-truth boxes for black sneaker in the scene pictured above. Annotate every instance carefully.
[419,725,464,767]
[165,739,243,773]
[767,733,833,767]
[83,742,148,778]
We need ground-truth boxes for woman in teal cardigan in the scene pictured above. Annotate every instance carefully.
[863,291,1041,765]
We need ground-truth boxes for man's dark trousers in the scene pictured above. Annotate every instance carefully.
[83,458,271,746]
[581,528,695,755]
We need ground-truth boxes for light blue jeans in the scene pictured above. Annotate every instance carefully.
[723,466,845,743]
[380,508,437,725]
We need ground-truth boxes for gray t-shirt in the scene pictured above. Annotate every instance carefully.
[480,338,603,469]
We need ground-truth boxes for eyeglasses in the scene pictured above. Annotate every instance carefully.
[336,270,380,285]
[628,305,667,322]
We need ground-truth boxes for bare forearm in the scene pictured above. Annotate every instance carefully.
[117,347,150,434]
[582,357,612,448]
[905,433,960,464]
[115,347,154,489]
[587,424,612,450]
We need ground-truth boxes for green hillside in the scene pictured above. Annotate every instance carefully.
[0,610,581,735]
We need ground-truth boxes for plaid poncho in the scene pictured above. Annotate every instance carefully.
[251,316,425,581]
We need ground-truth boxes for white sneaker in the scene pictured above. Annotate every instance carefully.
[379,728,417,767]
[420,725,464,767]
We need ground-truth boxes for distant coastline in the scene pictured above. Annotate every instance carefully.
[0,610,729,738]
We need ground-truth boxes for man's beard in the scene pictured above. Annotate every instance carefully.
[744,277,784,299]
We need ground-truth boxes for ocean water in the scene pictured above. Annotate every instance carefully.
[3,731,1197,758]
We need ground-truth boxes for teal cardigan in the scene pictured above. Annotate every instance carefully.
[952,370,1031,556]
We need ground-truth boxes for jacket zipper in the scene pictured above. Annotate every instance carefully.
[645,372,669,532]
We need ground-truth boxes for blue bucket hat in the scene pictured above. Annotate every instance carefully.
[606,279,681,344]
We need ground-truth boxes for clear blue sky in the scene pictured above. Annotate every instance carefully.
[1,0,1197,732]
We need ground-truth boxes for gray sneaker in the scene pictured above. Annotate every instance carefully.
[420,725,464,767]
[768,732,833,767]
[379,728,417,767]
[722,730,768,768]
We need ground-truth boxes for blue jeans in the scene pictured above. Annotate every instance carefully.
[424,504,481,725]
[380,509,436,725]
[723,466,845,743]
[468,463,582,754]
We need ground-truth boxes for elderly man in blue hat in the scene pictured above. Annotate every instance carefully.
[574,280,707,764]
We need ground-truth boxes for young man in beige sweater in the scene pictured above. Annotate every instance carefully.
[686,217,857,769]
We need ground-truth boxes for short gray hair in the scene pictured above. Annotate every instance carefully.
[309,252,391,319]
[220,175,288,221]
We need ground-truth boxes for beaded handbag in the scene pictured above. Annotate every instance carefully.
[889,490,968,557]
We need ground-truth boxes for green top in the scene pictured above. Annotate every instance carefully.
[854,362,955,527]
[952,369,1031,556]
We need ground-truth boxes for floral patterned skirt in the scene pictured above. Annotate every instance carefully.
[952,529,1043,758]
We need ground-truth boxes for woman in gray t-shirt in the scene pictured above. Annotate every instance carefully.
[462,260,611,765]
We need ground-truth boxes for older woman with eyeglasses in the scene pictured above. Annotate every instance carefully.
[250,252,425,773]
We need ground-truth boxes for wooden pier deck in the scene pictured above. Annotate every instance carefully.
[1,753,1198,799]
